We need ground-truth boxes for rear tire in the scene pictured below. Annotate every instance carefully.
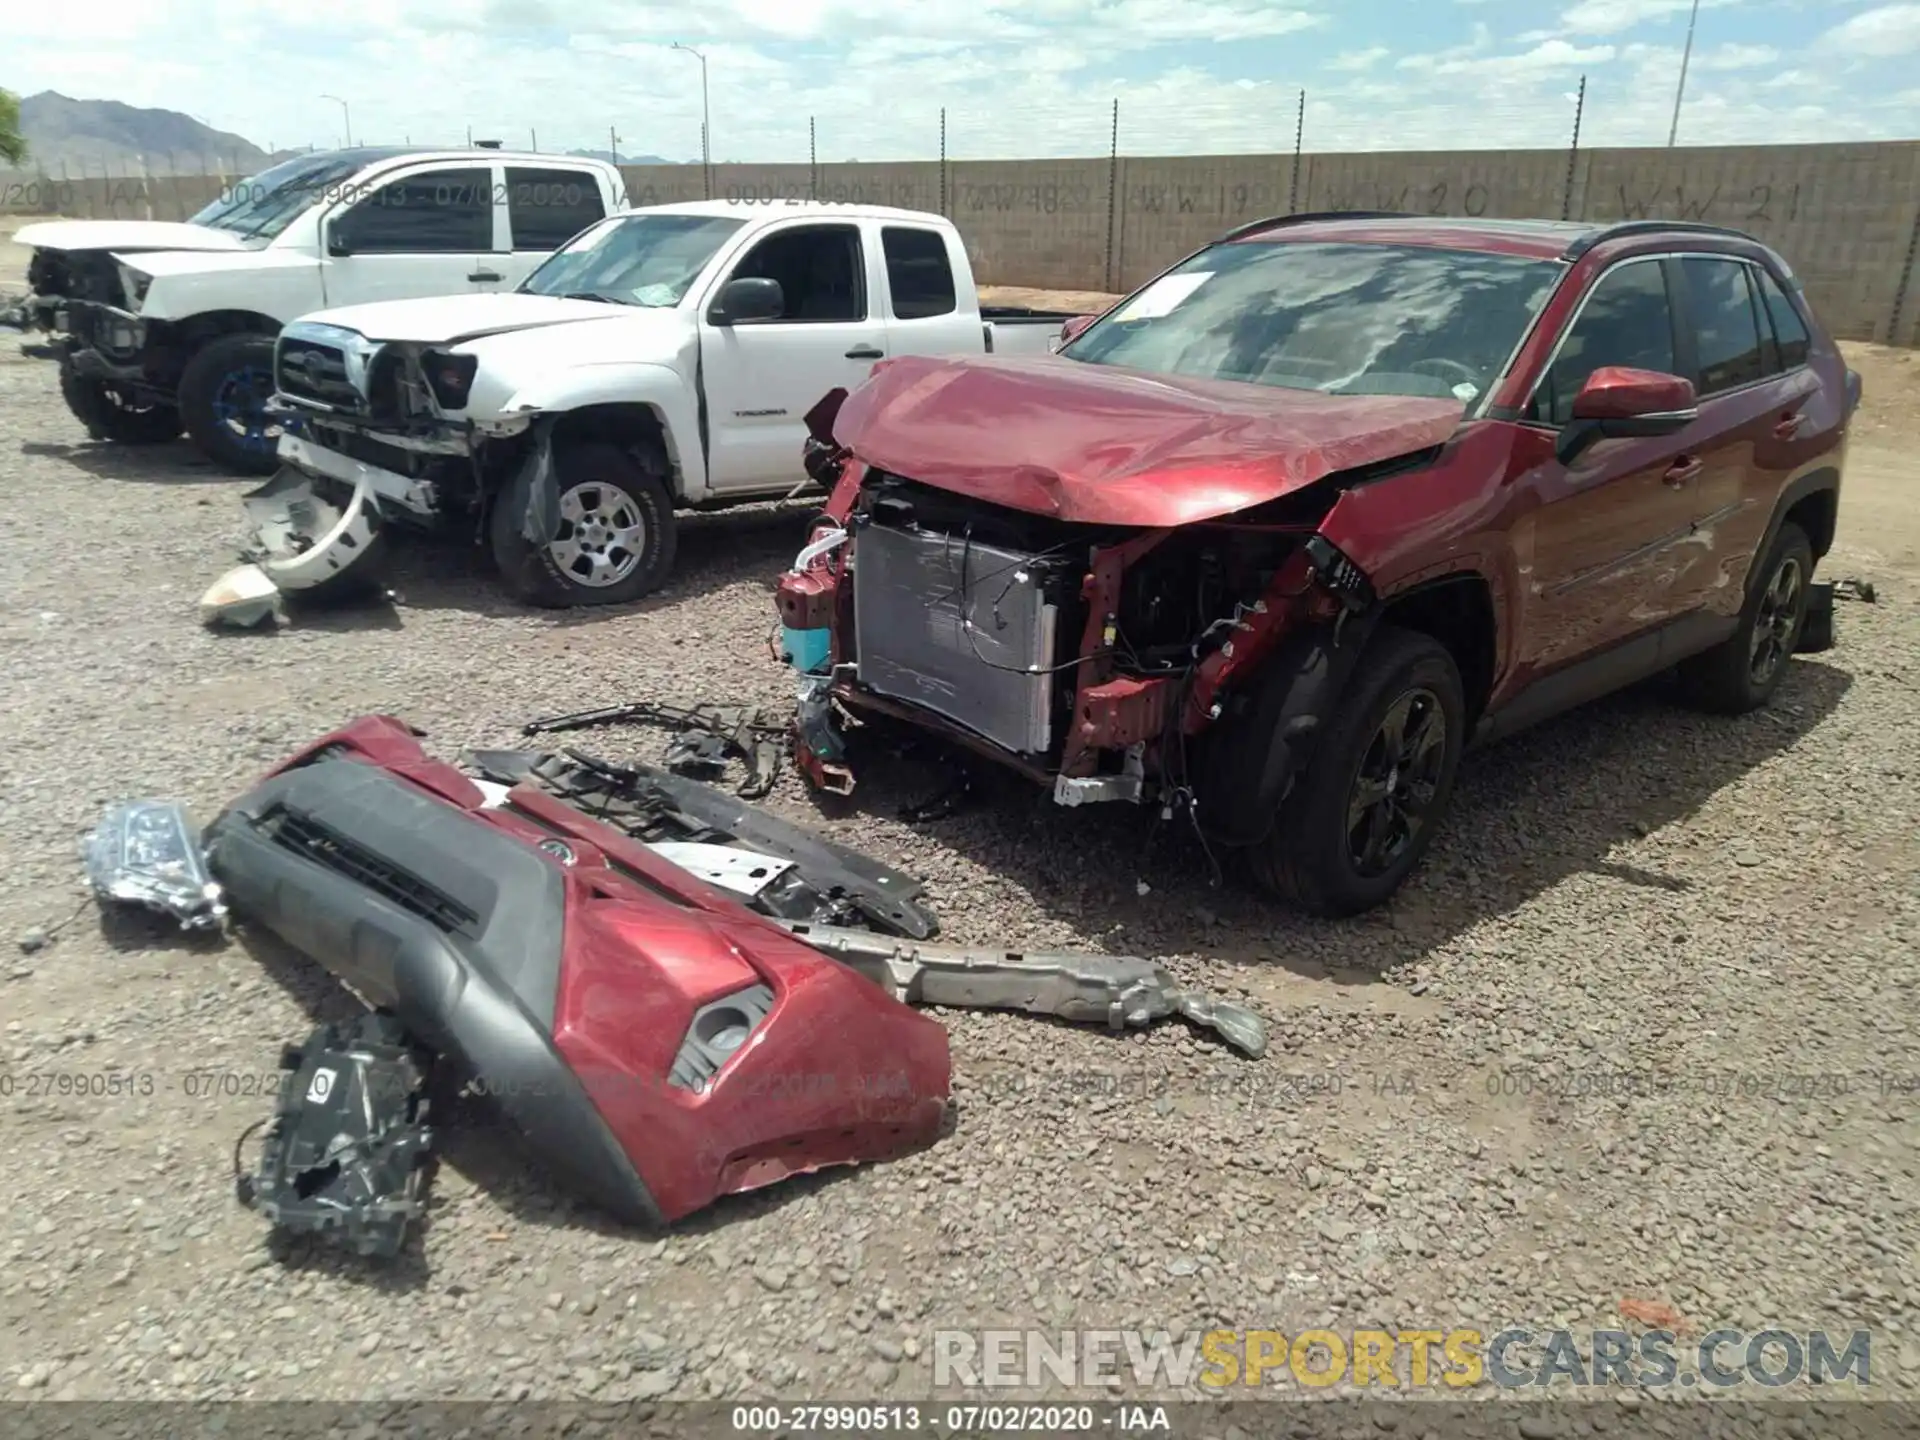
[489,440,678,608]
[59,355,182,444]
[1246,626,1466,917]
[1675,521,1813,714]
[179,334,282,476]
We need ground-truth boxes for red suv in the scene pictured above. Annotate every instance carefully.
[777,214,1859,916]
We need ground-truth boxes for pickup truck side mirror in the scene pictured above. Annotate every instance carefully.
[708,277,784,326]
[324,218,353,258]
[1555,366,1698,466]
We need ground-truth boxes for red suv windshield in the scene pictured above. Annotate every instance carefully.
[1062,241,1563,407]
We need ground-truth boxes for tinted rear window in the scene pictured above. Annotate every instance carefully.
[506,167,607,251]
[1681,257,1767,395]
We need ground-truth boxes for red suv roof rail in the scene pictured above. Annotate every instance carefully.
[1219,211,1411,242]
[1561,219,1760,260]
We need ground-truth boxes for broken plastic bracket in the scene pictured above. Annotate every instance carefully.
[236,1013,434,1260]
[794,673,855,795]
[775,921,1268,1058]
[82,800,227,930]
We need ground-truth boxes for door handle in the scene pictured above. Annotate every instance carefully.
[845,345,885,360]
[1774,412,1805,440]
[469,269,502,283]
[1663,456,1703,487]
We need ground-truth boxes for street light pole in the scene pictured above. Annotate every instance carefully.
[671,42,711,198]
[1667,0,1701,147]
[320,94,352,148]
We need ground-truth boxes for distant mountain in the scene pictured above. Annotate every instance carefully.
[567,148,685,166]
[15,91,273,176]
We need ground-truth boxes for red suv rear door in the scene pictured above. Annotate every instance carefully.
[1665,255,1825,626]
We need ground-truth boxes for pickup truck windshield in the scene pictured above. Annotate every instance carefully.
[520,213,747,307]
[187,152,370,243]
[1062,241,1562,406]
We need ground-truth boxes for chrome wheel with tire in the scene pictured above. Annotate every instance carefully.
[489,439,679,608]
[547,482,648,591]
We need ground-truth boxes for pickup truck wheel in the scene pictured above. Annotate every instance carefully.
[1246,627,1465,917]
[178,334,282,476]
[58,356,182,444]
[1675,521,1814,715]
[490,441,678,608]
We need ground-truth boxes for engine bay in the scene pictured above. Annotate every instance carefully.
[837,472,1317,792]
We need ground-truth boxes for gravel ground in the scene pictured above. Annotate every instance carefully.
[0,296,1916,1410]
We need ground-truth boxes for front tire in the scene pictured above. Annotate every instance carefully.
[58,355,182,444]
[489,440,678,608]
[179,334,282,476]
[1246,627,1466,917]
[1674,521,1813,715]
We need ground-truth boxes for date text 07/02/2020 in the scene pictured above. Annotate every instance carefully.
[729,1405,1171,1433]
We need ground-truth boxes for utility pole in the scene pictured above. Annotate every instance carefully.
[1668,0,1701,147]
[1563,75,1587,221]
[320,94,352,147]
[610,125,620,163]
[1289,89,1306,213]
[672,42,712,198]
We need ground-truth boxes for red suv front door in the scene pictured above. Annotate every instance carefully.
[1506,254,1700,685]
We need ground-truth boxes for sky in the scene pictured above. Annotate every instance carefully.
[6,0,1919,163]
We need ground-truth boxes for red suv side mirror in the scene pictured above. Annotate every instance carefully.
[1557,366,1699,465]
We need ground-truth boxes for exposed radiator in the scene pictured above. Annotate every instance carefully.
[853,523,1059,756]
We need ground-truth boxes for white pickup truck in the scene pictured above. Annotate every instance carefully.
[249,201,1085,606]
[5,147,626,472]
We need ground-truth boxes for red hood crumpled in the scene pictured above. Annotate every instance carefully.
[831,353,1467,527]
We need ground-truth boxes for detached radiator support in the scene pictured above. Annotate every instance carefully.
[774,922,1269,1059]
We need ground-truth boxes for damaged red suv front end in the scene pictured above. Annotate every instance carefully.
[784,359,1448,818]
[779,355,1458,812]
[776,214,1851,915]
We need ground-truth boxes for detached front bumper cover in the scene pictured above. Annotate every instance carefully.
[241,467,387,596]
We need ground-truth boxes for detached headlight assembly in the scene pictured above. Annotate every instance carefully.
[422,351,479,411]
[82,799,226,930]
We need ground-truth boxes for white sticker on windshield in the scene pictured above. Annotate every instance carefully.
[631,284,679,307]
[1452,382,1480,402]
[1111,271,1214,322]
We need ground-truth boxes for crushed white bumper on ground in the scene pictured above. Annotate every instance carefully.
[241,467,386,594]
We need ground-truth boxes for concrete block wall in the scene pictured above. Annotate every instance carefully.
[9,139,1920,343]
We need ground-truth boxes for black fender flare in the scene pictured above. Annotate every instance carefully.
[1751,466,1841,586]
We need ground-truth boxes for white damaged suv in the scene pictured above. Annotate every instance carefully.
[248,201,1081,606]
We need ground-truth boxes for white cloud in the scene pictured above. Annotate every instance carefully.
[1328,46,1392,70]
[1560,0,1740,36]
[1817,4,1920,58]
[1401,38,1617,77]
[1697,42,1780,70]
